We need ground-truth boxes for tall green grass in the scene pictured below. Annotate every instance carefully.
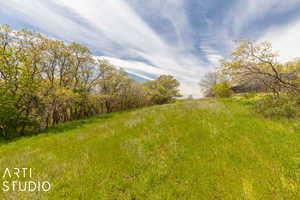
[0,99,299,199]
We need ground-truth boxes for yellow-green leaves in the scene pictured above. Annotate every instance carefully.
[0,25,182,139]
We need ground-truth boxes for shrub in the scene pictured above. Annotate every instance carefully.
[212,82,233,98]
[0,95,37,139]
[254,94,299,119]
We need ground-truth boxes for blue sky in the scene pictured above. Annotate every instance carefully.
[1,0,300,97]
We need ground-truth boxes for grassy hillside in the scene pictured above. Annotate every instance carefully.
[0,99,299,199]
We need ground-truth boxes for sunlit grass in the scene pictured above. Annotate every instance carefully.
[0,99,299,199]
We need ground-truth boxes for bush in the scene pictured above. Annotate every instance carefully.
[0,95,37,139]
[212,82,233,98]
[254,95,299,119]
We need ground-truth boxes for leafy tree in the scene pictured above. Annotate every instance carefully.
[145,75,181,104]
[221,40,300,97]
[212,81,232,98]
[0,25,182,139]
[220,40,300,118]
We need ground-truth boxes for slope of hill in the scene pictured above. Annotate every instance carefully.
[0,99,299,199]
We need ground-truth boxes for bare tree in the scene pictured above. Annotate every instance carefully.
[199,72,218,97]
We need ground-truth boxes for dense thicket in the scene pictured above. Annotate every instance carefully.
[0,25,181,139]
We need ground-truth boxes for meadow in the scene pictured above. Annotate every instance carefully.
[0,99,299,199]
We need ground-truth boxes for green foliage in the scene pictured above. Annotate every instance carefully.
[218,40,300,118]
[0,92,37,139]
[212,81,233,98]
[0,100,299,199]
[254,94,299,119]
[221,40,300,96]
[0,25,181,139]
[144,75,182,104]
[231,93,266,106]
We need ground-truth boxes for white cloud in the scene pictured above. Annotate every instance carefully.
[55,0,206,97]
[258,19,300,62]
[1,0,298,98]
[222,0,300,37]
[99,56,167,79]
[198,0,300,69]
[216,0,300,63]
[1,0,209,97]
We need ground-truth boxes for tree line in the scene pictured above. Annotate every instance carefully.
[0,25,181,139]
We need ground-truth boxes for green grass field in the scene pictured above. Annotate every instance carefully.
[0,99,299,199]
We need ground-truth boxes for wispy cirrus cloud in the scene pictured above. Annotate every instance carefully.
[0,0,207,97]
[1,0,300,97]
[259,17,300,62]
